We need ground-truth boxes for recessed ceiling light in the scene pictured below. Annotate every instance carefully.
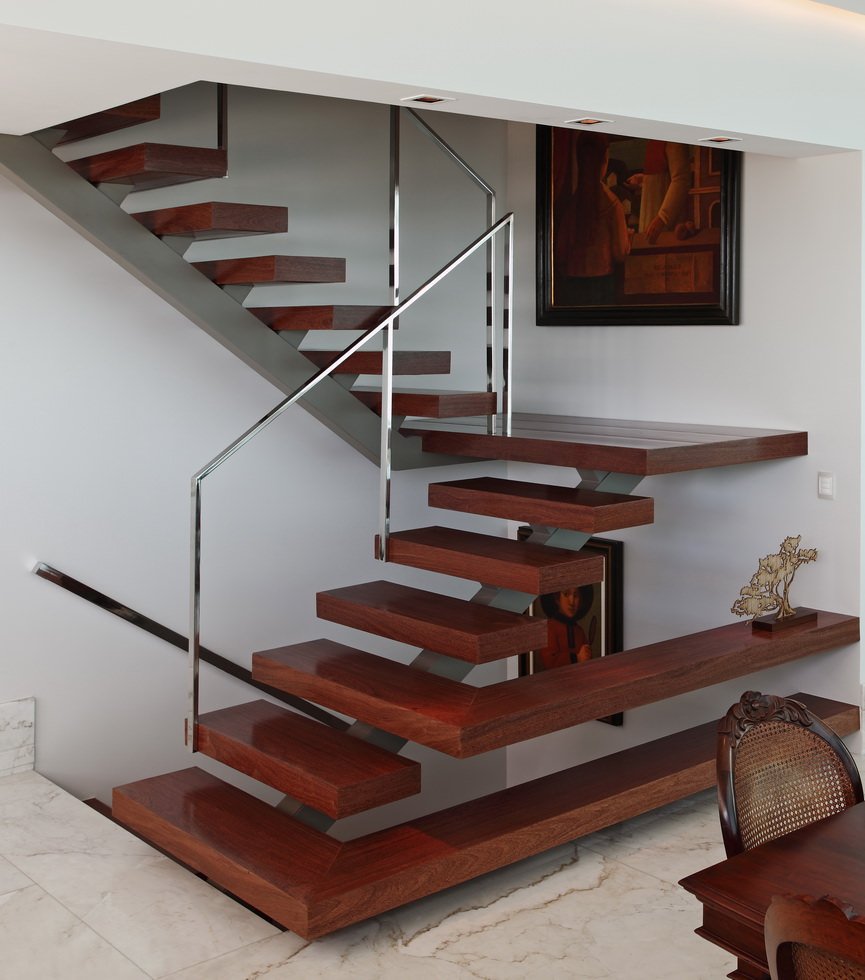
[564,117,614,126]
[698,136,743,143]
[400,94,455,105]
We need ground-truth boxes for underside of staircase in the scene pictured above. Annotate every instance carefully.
[21,92,861,940]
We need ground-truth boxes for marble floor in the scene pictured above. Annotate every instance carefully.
[0,767,739,980]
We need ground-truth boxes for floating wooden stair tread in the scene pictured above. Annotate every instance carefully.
[67,143,227,189]
[196,699,420,819]
[55,96,161,145]
[402,413,809,475]
[302,350,451,376]
[113,693,857,939]
[253,612,858,757]
[131,202,288,239]
[380,525,605,592]
[354,387,497,418]
[193,255,345,285]
[316,580,546,664]
[248,305,393,331]
[429,476,654,533]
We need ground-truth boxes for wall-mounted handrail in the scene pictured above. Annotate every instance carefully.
[188,212,515,749]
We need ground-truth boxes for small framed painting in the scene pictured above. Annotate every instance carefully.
[518,532,624,726]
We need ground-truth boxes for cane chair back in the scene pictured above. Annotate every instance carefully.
[717,692,862,857]
[766,894,865,980]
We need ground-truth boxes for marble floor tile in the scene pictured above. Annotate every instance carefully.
[165,843,733,979]
[0,852,32,897]
[579,789,728,886]
[0,883,149,980]
[0,771,279,977]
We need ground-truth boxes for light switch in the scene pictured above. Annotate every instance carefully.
[817,471,835,500]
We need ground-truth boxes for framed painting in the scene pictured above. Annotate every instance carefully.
[517,533,624,726]
[536,126,740,325]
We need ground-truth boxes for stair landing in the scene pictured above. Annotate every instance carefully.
[402,414,809,474]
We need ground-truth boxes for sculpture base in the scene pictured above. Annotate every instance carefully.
[752,607,819,632]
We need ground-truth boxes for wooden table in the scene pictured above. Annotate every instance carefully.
[680,803,865,979]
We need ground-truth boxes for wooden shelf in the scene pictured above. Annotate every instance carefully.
[253,612,859,757]
[429,476,654,532]
[316,580,547,664]
[113,693,858,939]
[197,699,420,819]
[403,414,808,475]
[381,525,605,592]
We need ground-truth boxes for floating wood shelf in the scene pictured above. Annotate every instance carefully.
[353,387,497,419]
[403,414,809,475]
[316,580,547,664]
[113,693,858,940]
[253,612,859,757]
[68,143,227,189]
[132,202,288,239]
[55,96,161,145]
[380,525,605,592]
[302,350,451,376]
[197,699,420,819]
[193,255,345,285]
[248,305,394,331]
[429,476,654,533]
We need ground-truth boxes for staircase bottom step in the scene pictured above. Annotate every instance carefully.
[112,693,856,939]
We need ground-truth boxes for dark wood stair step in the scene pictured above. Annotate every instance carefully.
[67,143,227,189]
[55,96,161,145]
[316,580,545,663]
[354,387,496,418]
[302,350,451,376]
[193,255,346,285]
[197,699,420,819]
[248,305,393,331]
[402,413,809,474]
[429,476,654,533]
[253,613,859,757]
[112,693,858,939]
[379,525,605,592]
[131,202,288,239]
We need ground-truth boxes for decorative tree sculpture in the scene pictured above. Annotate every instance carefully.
[731,535,818,622]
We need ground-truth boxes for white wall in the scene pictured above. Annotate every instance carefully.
[0,86,512,833]
[505,124,863,783]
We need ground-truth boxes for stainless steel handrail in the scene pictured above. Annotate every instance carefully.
[403,108,502,434]
[187,211,515,748]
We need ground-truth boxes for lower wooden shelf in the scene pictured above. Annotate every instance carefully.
[113,693,857,939]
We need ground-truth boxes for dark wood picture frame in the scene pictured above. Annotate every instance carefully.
[517,533,624,726]
[536,126,740,326]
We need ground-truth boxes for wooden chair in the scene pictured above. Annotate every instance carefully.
[717,691,862,857]
[765,894,865,979]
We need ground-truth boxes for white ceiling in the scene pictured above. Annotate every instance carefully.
[0,5,857,159]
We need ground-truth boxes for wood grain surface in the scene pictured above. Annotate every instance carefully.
[197,699,420,819]
[254,613,859,756]
[114,694,857,939]
[316,580,546,663]
[380,525,605,592]
[192,255,345,284]
[402,413,808,475]
[68,143,227,189]
[132,202,287,239]
[428,476,654,532]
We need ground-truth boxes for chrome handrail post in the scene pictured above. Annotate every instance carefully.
[503,214,514,435]
[187,475,202,750]
[486,189,497,434]
[216,83,228,152]
[380,107,400,561]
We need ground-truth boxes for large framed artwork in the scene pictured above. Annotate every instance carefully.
[536,126,741,326]
[517,532,624,726]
